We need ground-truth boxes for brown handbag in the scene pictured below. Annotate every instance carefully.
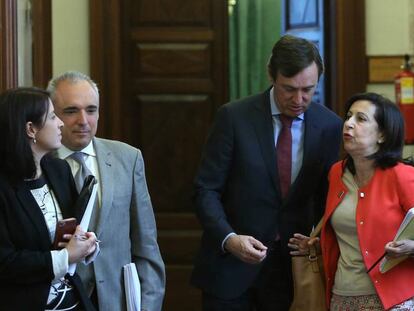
[289,219,326,311]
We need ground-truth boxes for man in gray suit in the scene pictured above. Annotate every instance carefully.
[47,71,165,311]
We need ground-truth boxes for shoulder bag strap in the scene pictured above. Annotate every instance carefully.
[310,217,324,238]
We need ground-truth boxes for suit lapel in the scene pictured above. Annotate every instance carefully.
[287,103,323,196]
[93,138,114,236]
[15,182,51,247]
[251,94,325,202]
[42,162,72,219]
[251,90,281,195]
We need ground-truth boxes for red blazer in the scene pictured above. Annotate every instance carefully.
[321,161,414,310]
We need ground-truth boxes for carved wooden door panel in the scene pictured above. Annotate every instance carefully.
[125,2,228,309]
[91,1,228,309]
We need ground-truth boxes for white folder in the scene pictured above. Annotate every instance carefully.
[123,263,141,311]
[67,183,98,275]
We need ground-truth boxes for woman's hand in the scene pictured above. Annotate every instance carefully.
[288,233,319,256]
[65,225,97,264]
[385,239,414,258]
[83,231,98,255]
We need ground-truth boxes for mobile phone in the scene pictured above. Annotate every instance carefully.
[53,217,77,249]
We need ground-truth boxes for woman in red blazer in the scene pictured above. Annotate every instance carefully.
[289,93,414,310]
[0,88,97,310]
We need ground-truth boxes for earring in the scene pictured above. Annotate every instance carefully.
[378,140,383,144]
[33,137,37,144]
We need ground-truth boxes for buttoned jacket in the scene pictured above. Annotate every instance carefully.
[321,161,414,309]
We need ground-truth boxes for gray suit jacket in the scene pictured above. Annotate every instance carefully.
[64,137,165,311]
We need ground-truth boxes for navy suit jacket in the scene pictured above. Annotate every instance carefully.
[191,89,342,299]
[0,156,94,311]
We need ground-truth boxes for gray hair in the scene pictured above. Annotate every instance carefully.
[47,71,99,100]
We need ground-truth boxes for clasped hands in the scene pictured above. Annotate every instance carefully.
[58,225,98,264]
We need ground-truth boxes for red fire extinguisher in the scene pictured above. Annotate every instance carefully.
[395,54,414,143]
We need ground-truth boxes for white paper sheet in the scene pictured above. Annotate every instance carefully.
[123,263,141,311]
[67,183,98,275]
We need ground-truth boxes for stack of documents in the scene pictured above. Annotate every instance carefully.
[380,207,414,273]
[68,179,98,276]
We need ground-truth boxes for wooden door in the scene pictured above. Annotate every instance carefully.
[90,1,228,309]
[89,1,366,309]
[0,0,51,91]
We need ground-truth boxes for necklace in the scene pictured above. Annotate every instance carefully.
[49,186,59,223]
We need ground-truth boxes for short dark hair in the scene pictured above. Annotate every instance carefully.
[268,34,324,81]
[0,87,50,181]
[343,92,404,174]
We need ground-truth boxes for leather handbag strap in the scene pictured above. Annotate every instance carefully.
[308,218,324,271]
[310,217,324,238]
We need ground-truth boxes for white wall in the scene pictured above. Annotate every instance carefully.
[365,0,414,99]
[52,0,90,76]
[366,0,414,152]
[366,0,414,56]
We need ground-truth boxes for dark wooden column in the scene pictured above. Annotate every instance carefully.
[0,0,18,91]
[32,0,52,88]
[328,0,367,118]
[89,1,229,309]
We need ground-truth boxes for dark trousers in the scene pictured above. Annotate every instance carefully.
[202,242,292,311]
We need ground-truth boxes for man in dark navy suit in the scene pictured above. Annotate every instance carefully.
[191,35,342,310]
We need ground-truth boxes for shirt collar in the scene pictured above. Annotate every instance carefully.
[57,140,96,160]
[269,87,305,120]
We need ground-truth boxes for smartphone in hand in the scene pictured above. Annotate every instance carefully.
[53,217,77,249]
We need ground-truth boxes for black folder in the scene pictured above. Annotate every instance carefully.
[74,175,96,222]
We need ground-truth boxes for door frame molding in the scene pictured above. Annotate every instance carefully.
[32,0,52,88]
[0,0,18,91]
[0,0,51,91]
[328,0,367,118]
[89,0,123,140]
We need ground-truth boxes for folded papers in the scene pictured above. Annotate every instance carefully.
[123,263,141,311]
[380,207,414,273]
